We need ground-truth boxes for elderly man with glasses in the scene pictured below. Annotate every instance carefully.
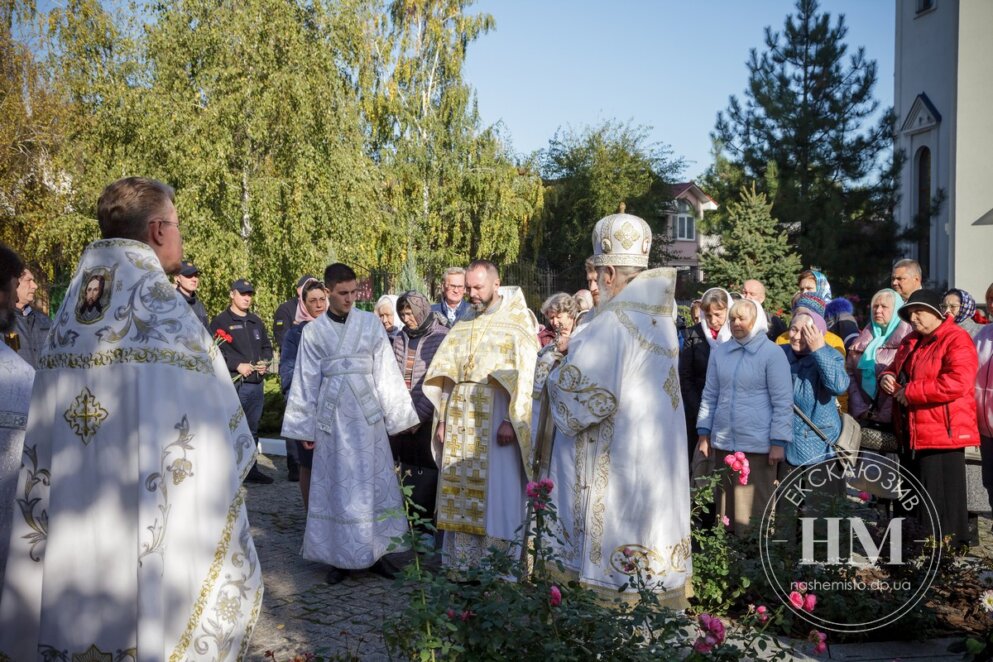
[431,266,472,327]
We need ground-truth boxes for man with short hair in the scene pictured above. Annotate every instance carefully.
[211,278,274,484]
[174,260,209,328]
[543,213,692,607]
[424,260,539,570]
[282,263,418,583]
[431,266,471,327]
[10,266,52,368]
[0,244,35,594]
[742,278,786,340]
[584,256,601,308]
[0,177,261,659]
[891,258,923,301]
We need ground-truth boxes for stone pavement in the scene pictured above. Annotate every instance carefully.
[243,450,989,661]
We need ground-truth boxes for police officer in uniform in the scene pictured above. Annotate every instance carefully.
[175,261,209,329]
[211,278,275,483]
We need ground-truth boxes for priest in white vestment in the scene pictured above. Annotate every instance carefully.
[0,178,262,660]
[281,263,418,584]
[423,260,539,570]
[544,213,692,608]
[0,244,35,593]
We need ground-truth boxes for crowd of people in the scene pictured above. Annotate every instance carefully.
[0,176,991,657]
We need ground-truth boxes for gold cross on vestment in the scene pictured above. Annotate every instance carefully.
[440,498,462,522]
[63,387,109,446]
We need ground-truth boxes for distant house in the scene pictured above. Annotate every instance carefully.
[893,0,993,296]
[666,181,718,293]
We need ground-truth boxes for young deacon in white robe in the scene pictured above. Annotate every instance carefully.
[543,213,692,608]
[0,244,34,593]
[281,265,418,575]
[423,262,539,570]
[0,178,262,660]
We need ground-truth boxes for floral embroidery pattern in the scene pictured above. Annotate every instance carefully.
[553,364,617,434]
[588,415,615,565]
[16,444,49,561]
[663,365,681,409]
[40,348,213,376]
[141,416,196,564]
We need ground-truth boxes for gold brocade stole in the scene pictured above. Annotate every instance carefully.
[437,382,494,535]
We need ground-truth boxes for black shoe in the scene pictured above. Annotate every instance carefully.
[368,559,397,580]
[326,567,348,585]
[245,466,274,484]
[287,465,300,482]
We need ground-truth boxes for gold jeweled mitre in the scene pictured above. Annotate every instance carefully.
[591,212,652,268]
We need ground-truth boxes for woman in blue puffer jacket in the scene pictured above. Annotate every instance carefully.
[696,298,793,535]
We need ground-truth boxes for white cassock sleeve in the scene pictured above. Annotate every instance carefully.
[547,321,620,436]
[372,326,419,435]
[281,323,323,441]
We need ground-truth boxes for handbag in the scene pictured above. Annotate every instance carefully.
[793,404,861,471]
[859,418,899,453]
[398,462,439,520]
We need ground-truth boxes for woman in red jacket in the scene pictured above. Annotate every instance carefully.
[880,289,979,548]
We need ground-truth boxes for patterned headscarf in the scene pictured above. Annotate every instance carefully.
[943,288,976,325]
[857,288,904,400]
[812,270,832,302]
[396,291,434,338]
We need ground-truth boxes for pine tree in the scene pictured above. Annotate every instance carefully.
[700,184,801,314]
[713,0,899,294]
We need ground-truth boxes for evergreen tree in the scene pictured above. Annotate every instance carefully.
[700,184,801,314]
[712,0,899,295]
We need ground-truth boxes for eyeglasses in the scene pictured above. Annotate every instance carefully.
[149,218,180,229]
[446,284,465,290]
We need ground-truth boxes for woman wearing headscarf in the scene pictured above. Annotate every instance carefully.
[680,288,733,464]
[696,298,793,536]
[942,288,983,338]
[375,294,401,338]
[389,291,449,527]
[532,293,579,476]
[846,289,912,427]
[880,289,979,548]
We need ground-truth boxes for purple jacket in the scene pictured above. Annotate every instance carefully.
[392,319,449,423]
[845,321,912,423]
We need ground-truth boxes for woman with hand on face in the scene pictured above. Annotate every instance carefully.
[531,293,579,474]
[880,290,979,548]
[695,298,793,536]
[680,288,733,465]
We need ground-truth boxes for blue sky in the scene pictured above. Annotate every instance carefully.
[463,0,895,181]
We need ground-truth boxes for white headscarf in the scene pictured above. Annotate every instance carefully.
[700,287,734,348]
[732,298,768,345]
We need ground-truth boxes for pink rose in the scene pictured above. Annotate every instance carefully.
[858,491,871,502]
[724,455,736,467]
[734,451,746,461]
[526,482,539,498]
[731,460,743,472]
[549,585,562,607]
[721,515,731,527]
[459,609,474,622]
[756,605,767,615]
[789,591,804,609]
[814,641,827,655]
[446,608,455,619]
[738,473,749,486]
[693,639,713,654]
[803,593,817,612]
[534,501,546,511]
[698,613,713,630]
[540,477,555,492]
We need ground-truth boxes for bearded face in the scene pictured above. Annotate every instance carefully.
[84,278,102,306]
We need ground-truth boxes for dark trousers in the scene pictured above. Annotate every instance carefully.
[981,435,993,515]
[905,448,970,548]
[237,381,265,472]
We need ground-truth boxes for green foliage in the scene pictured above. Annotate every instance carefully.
[712,0,900,296]
[531,120,683,273]
[383,476,790,661]
[699,183,801,313]
[689,470,752,614]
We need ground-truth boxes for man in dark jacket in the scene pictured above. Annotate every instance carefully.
[272,273,317,350]
[12,267,52,369]
[174,261,209,329]
[211,278,275,483]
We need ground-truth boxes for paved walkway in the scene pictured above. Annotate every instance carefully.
[244,450,990,661]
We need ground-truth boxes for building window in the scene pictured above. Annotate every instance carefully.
[915,146,932,278]
[916,0,934,14]
[675,215,695,241]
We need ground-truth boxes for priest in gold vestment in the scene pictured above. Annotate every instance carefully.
[423,260,539,569]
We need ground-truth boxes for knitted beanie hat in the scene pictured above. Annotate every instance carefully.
[793,293,826,319]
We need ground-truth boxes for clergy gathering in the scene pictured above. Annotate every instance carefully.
[0,173,991,659]
[4,0,993,658]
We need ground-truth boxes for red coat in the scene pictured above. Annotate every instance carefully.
[882,316,979,450]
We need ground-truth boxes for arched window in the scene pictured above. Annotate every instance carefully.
[915,147,931,277]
